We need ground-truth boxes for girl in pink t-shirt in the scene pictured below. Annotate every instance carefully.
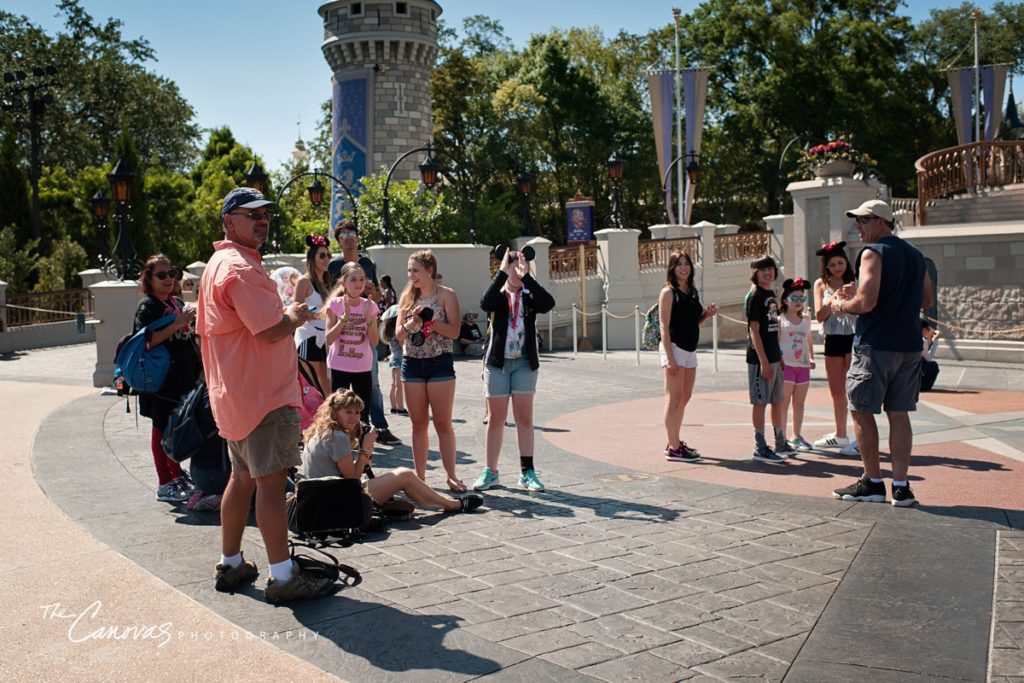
[326,262,379,421]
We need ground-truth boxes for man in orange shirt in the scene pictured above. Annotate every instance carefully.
[198,187,334,603]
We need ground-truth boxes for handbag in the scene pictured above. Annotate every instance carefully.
[288,476,373,540]
[114,313,178,393]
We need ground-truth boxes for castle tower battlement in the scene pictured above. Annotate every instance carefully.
[318,0,441,231]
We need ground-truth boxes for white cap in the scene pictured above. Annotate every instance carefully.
[846,199,893,222]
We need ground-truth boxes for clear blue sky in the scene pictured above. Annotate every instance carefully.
[5,0,1011,170]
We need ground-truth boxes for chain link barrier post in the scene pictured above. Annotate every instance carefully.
[635,305,641,366]
[601,305,608,361]
[572,304,578,357]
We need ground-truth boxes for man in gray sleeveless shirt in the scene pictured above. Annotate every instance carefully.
[828,200,934,507]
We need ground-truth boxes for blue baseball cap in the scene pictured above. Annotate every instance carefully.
[221,188,277,217]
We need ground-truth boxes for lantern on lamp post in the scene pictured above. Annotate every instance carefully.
[605,151,626,229]
[107,159,137,280]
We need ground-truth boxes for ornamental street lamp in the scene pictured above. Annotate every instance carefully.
[605,151,626,229]
[518,171,536,237]
[89,189,111,270]
[2,65,59,241]
[107,159,137,280]
[258,167,359,253]
[383,142,442,246]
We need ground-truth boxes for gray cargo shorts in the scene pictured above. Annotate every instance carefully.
[847,345,921,414]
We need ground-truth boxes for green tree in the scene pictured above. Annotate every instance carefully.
[0,226,39,293]
[0,1,199,173]
[355,172,458,246]
[0,119,32,245]
[34,233,87,291]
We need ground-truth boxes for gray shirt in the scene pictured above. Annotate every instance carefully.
[301,430,354,479]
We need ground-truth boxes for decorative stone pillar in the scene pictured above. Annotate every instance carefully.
[89,280,142,388]
[595,227,643,347]
[78,268,108,289]
[648,224,687,240]
[0,279,7,333]
[787,176,884,282]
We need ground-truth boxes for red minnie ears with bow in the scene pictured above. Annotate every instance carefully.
[815,240,847,256]
[305,234,329,248]
[782,277,811,294]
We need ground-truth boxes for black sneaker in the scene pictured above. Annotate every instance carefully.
[774,437,796,455]
[752,445,785,464]
[833,476,886,503]
[891,483,918,507]
[376,429,401,446]
[666,443,702,463]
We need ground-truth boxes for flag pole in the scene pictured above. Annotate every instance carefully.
[673,7,683,226]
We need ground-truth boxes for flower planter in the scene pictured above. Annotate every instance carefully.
[813,160,856,177]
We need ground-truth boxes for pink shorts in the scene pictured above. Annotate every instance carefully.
[783,365,811,385]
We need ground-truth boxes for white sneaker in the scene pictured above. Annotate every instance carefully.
[839,442,860,457]
[812,432,850,449]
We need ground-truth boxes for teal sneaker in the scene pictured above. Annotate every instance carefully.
[518,469,545,492]
[472,467,500,491]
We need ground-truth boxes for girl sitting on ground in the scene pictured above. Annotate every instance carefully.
[301,390,482,513]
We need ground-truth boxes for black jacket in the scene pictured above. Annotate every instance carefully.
[480,272,555,371]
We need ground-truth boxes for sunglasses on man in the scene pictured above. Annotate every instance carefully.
[231,210,278,222]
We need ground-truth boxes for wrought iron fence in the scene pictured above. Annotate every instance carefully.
[713,232,770,264]
[4,288,94,327]
[916,141,1024,225]
[549,243,599,280]
[638,238,701,271]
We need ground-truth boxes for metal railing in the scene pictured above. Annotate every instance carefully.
[4,288,94,327]
[638,237,701,271]
[916,141,1024,225]
[549,243,599,280]
[713,232,770,263]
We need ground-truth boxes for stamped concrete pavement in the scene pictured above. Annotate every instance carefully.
[8,343,1024,681]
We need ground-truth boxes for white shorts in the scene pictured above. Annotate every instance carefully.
[660,344,698,369]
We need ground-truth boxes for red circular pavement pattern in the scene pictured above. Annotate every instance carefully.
[545,387,1024,510]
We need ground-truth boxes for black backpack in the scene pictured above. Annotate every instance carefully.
[162,380,219,463]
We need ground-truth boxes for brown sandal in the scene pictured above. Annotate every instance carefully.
[446,477,467,494]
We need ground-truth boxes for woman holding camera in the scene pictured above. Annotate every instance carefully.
[133,254,201,503]
[473,248,555,492]
[396,250,465,491]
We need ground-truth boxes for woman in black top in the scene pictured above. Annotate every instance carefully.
[659,250,716,463]
[472,249,555,493]
[133,254,201,503]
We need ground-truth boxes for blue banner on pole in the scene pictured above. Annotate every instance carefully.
[566,201,594,243]
[331,74,369,233]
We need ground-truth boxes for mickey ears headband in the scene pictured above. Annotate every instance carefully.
[305,234,329,248]
[783,277,811,292]
[493,244,536,263]
[815,240,847,256]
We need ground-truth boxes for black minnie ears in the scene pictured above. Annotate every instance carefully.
[816,240,846,256]
[493,244,536,262]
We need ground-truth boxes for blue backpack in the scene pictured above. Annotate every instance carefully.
[114,313,177,393]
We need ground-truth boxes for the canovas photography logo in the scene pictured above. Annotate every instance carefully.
[40,600,319,648]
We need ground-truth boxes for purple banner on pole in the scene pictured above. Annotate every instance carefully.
[648,70,675,223]
[331,74,369,233]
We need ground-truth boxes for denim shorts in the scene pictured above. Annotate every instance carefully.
[485,357,538,397]
[388,346,403,369]
[401,352,455,383]
[847,345,921,414]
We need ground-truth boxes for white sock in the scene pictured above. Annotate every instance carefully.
[220,552,242,568]
[892,480,908,487]
[270,559,295,583]
[868,477,883,484]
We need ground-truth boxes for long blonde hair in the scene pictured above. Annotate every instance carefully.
[398,249,437,312]
[303,390,364,449]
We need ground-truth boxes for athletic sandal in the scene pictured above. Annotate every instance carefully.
[447,477,467,494]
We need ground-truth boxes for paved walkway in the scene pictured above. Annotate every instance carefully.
[3,343,1024,681]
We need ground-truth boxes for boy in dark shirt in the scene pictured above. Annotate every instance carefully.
[745,256,788,463]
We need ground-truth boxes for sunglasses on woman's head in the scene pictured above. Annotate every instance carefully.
[153,269,181,281]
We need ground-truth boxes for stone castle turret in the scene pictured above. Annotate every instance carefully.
[318,0,441,230]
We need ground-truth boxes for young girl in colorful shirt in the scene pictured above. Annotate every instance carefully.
[779,278,816,451]
[326,262,378,422]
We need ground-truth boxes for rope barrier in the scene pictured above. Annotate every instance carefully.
[1,303,83,318]
[603,309,635,320]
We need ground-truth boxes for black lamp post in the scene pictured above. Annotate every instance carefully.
[261,167,359,253]
[383,142,441,246]
[685,150,701,185]
[776,136,801,214]
[89,189,111,270]
[2,65,59,241]
[518,171,536,236]
[107,159,136,280]
[605,151,626,229]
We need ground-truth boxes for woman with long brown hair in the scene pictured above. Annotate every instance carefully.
[395,250,465,491]
[133,253,201,502]
[659,250,716,463]
[293,233,333,396]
